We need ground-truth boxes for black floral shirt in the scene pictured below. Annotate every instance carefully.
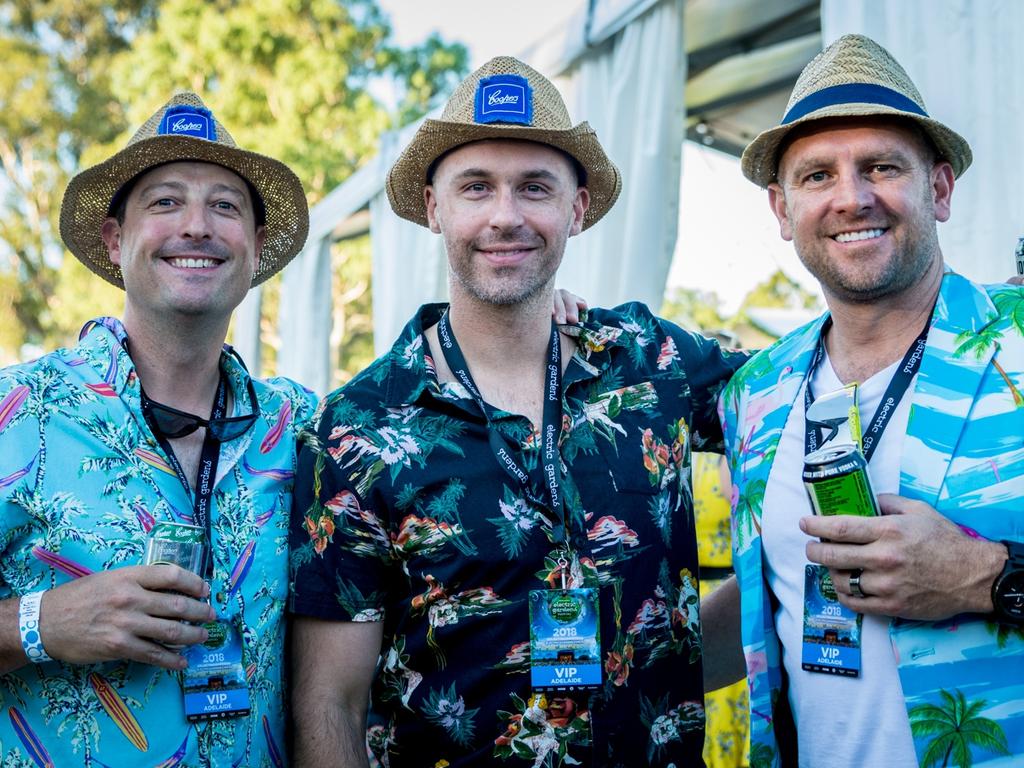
[289,303,746,767]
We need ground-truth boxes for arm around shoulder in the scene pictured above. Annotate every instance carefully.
[291,616,383,768]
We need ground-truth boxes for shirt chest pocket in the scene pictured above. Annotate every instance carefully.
[576,381,688,496]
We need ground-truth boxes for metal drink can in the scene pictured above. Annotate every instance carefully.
[144,521,206,575]
[143,522,207,650]
[802,444,880,517]
[1016,236,1024,277]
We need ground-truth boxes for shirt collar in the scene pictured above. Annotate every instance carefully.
[70,317,256,417]
[381,304,632,407]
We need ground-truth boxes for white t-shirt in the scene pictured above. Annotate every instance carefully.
[761,353,918,767]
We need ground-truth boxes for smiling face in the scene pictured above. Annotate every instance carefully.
[424,139,589,309]
[768,118,953,305]
[101,161,265,325]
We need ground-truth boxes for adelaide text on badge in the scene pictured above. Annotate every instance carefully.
[488,90,519,106]
[172,118,204,133]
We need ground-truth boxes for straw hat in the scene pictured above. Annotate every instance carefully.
[386,56,621,231]
[741,34,972,187]
[60,91,309,288]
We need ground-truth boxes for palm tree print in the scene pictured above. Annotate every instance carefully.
[909,689,1009,767]
[953,326,1023,407]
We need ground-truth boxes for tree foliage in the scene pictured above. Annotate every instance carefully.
[660,286,727,334]
[735,269,820,315]
[0,0,149,355]
[0,0,467,365]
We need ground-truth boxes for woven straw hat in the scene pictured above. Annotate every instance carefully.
[60,91,309,288]
[741,34,972,187]
[386,56,621,230]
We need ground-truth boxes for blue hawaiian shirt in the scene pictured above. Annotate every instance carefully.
[290,302,746,767]
[720,271,1024,767]
[0,317,316,767]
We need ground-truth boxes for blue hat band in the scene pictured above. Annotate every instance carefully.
[782,83,928,125]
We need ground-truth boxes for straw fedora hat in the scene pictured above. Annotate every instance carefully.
[60,91,309,288]
[386,56,621,231]
[741,34,972,187]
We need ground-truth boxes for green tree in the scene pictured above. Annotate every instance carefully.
[0,0,149,350]
[736,269,821,316]
[909,689,1009,767]
[660,286,727,333]
[0,0,467,370]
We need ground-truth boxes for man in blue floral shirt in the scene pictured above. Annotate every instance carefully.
[290,57,745,767]
[0,92,315,766]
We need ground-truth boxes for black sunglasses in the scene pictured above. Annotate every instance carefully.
[141,374,259,442]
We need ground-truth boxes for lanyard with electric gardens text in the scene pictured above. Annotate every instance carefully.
[435,310,602,692]
[799,313,929,680]
[142,371,252,722]
[803,315,929,460]
[145,372,227,572]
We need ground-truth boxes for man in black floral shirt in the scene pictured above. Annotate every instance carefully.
[289,56,745,767]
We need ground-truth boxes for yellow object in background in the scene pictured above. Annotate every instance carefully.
[694,452,750,768]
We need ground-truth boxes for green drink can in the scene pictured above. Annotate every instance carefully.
[144,521,206,575]
[802,444,880,517]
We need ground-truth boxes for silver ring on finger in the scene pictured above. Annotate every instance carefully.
[849,568,868,599]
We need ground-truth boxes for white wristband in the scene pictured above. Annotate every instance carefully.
[18,591,52,663]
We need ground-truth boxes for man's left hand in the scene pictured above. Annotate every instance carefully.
[801,493,1007,620]
[552,289,587,325]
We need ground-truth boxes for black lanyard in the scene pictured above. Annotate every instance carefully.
[148,373,227,576]
[804,317,929,462]
[436,311,568,545]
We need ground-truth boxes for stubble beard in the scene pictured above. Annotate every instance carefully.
[795,187,940,305]
[448,234,563,309]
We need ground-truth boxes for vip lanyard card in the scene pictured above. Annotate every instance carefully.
[182,620,251,721]
[528,588,602,691]
[801,565,863,677]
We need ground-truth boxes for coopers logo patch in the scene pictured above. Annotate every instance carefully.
[474,74,533,126]
[157,104,217,141]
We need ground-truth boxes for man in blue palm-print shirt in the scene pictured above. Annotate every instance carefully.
[0,92,315,766]
[289,57,745,767]
[718,34,1024,767]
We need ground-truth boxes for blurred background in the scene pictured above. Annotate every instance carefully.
[1,0,1021,391]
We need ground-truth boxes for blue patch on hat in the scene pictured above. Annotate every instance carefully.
[474,74,532,125]
[158,104,218,140]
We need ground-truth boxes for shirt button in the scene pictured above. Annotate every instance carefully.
[216,591,226,604]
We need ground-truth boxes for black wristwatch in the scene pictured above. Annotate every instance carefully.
[992,540,1024,624]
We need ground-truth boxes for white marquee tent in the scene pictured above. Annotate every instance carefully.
[234,0,1024,394]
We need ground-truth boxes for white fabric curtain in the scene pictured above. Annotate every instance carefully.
[276,236,333,394]
[822,0,1024,283]
[231,285,262,373]
[552,0,686,310]
[369,191,448,356]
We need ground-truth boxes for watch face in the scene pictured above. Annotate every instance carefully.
[996,571,1024,618]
